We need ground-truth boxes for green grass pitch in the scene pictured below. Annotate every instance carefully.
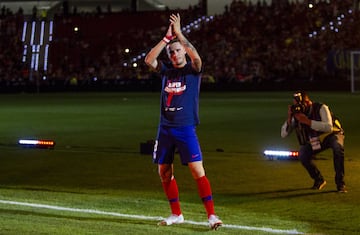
[0,91,359,235]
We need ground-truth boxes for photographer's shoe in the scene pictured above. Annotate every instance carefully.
[311,179,326,190]
[337,185,348,193]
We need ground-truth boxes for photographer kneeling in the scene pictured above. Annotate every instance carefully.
[281,91,347,193]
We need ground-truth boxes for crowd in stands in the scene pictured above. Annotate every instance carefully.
[195,0,359,84]
[0,0,359,92]
[0,6,25,89]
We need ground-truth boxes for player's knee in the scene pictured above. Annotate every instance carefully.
[158,166,173,181]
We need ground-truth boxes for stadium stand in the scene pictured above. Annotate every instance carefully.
[0,0,359,92]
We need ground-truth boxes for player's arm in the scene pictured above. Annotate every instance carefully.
[144,41,165,71]
[145,25,173,71]
[170,13,202,72]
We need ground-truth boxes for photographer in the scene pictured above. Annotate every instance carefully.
[281,91,347,193]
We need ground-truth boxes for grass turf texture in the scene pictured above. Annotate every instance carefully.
[0,91,359,235]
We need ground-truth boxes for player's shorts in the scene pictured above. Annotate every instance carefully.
[153,125,203,165]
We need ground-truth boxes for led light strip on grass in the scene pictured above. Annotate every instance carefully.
[264,150,299,160]
[18,139,55,149]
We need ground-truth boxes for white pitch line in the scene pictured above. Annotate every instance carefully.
[0,199,304,234]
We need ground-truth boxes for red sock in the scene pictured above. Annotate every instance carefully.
[196,176,215,218]
[162,177,181,215]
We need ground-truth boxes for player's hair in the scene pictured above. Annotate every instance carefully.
[166,38,180,50]
[169,38,180,44]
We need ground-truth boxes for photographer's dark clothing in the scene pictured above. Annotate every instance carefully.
[298,130,345,188]
[281,102,345,190]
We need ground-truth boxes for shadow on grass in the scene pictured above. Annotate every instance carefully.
[219,187,339,200]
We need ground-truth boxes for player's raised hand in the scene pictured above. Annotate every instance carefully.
[169,13,181,36]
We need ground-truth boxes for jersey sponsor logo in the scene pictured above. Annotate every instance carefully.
[165,80,186,107]
[164,81,186,94]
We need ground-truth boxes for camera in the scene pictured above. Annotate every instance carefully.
[291,91,307,114]
[291,103,305,114]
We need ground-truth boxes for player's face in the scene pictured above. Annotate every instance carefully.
[167,42,186,67]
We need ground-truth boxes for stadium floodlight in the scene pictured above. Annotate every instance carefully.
[18,139,55,149]
[263,150,299,160]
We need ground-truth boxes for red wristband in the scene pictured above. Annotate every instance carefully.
[165,35,173,41]
[162,37,170,44]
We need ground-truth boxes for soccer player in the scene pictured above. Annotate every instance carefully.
[144,13,223,230]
